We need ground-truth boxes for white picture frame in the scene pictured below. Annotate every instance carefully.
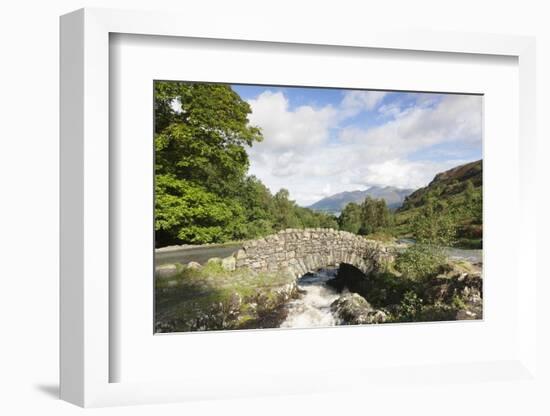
[60,7,538,408]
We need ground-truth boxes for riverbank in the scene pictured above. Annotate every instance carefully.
[155,259,298,332]
[327,259,482,324]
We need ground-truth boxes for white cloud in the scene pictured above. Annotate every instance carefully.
[247,91,337,152]
[340,90,387,116]
[321,183,332,197]
[339,94,482,153]
[355,159,466,190]
[245,91,482,206]
[377,103,403,118]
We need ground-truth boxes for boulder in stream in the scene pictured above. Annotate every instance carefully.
[331,293,388,325]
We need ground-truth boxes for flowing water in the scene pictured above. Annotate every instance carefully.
[278,242,482,329]
[280,268,340,328]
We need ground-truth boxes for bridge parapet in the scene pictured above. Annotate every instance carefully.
[233,228,393,278]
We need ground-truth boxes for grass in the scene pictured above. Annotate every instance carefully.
[447,259,479,273]
[155,261,296,332]
[363,231,396,243]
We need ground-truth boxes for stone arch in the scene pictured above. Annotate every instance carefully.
[232,228,392,278]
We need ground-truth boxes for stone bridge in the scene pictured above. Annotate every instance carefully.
[231,228,393,278]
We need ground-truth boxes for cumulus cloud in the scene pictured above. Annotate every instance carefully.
[340,90,387,117]
[355,159,467,190]
[244,89,482,206]
[340,94,482,151]
[247,91,337,152]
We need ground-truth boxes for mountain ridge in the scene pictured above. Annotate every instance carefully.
[308,186,414,213]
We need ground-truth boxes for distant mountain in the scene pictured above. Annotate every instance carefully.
[308,186,414,214]
[397,159,482,212]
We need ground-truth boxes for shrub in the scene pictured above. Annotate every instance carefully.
[393,291,423,322]
[395,243,446,280]
[417,303,457,322]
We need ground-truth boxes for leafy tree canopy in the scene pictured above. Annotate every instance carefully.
[154,82,338,247]
[338,202,362,234]
[155,82,263,245]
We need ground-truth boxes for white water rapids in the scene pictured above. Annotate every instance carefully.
[278,243,482,329]
[280,268,341,328]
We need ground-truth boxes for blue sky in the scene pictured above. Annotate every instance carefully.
[234,85,345,111]
[231,84,483,206]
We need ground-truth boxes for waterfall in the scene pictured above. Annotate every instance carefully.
[280,268,340,328]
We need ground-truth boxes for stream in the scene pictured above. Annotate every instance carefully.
[280,268,340,328]
[279,244,482,329]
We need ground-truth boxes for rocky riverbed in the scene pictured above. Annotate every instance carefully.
[326,261,482,324]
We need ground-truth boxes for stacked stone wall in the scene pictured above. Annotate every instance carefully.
[233,228,392,278]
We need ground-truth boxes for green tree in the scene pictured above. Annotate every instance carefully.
[338,202,362,233]
[462,179,482,224]
[238,176,275,238]
[375,199,392,229]
[154,82,262,246]
[464,180,475,206]
[155,174,246,245]
[271,189,302,230]
[358,197,392,235]
[155,82,262,197]
[411,197,457,247]
[316,212,339,229]
[396,197,458,280]
[154,80,345,247]
[294,206,318,228]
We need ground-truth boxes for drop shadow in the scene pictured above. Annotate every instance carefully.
[34,383,59,399]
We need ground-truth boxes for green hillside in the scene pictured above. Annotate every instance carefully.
[394,160,483,248]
